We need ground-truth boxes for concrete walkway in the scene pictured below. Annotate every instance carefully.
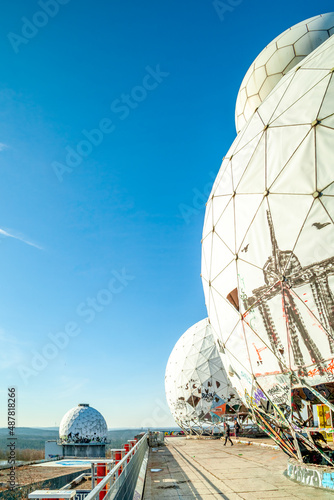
[143,437,334,499]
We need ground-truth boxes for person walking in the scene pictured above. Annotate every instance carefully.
[223,422,233,446]
[235,419,240,438]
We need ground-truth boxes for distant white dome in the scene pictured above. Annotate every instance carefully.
[165,318,242,433]
[59,404,108,442]
[235,13,334,133]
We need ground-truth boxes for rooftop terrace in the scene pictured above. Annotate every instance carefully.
[144,437,334,499]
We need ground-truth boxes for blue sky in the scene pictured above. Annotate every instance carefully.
[0,0,332,428]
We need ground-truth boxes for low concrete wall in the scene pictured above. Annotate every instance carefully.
[287,458,334,490]
[133,449,149,500]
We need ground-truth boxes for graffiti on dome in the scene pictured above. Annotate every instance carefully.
[243,211,334,378]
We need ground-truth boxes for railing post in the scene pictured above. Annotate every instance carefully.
[113,449,125,476]
[129,439,137,455]
[96,463,107,500]
[91,462,95,489]
[123,443,131,463]
[90,459,114,496]
[127,440,134,458]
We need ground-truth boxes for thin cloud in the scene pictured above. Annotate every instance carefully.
[0,329,31,346]
[57,376,90,398]
[0,143,8,151]
[0,330,29,369]
[0,228,43,250]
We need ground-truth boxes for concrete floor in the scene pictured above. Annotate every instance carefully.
[143,437,334,499]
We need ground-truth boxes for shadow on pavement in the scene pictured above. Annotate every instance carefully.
[144,444,230,499]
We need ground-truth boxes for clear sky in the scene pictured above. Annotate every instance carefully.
[0,0,332,429]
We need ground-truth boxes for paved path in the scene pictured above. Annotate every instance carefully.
[143,437,334,499]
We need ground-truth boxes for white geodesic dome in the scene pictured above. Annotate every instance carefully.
[202,34,334,408]
[59,404,108,442]
[165,318,242,434]
[235,13,334,133]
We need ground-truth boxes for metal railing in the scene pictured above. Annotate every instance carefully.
[85,433,148,500]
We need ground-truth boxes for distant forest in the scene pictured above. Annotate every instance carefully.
[0,427,177,460]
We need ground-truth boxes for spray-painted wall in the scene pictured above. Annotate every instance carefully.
[287,459,334,490]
